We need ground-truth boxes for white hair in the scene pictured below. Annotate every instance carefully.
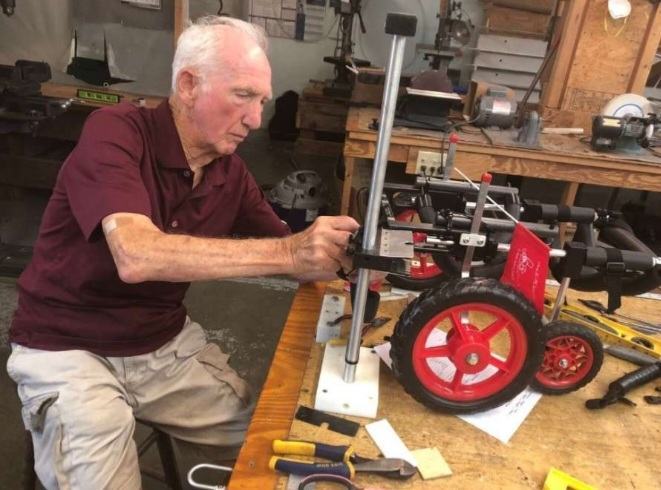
[171,16,269,93]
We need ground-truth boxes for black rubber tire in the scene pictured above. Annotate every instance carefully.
[386,272,447,291]
[390,278,545,413]
[531,321,603,395]
[551,225,661,296]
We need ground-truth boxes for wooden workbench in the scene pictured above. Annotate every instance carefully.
[228,282,660,489]
[341,106,661,215]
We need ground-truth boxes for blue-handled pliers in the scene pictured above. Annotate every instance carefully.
[268,439,416,480]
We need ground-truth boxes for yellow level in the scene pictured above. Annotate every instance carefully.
[76,89,122,105]
[544,297,660,359]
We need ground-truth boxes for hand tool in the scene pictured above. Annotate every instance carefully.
[269,439,417,480]
[298,474,359,490]
[297,473,386,490]
[586,362,661,409]
[604,345,657,366]
[578,299,661,334]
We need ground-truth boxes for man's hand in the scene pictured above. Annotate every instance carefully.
[286,216,360,282]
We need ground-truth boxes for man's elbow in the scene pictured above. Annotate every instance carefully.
[109,234,150,283]
[116,260,146,284]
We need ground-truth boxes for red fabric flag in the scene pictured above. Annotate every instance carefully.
[500,223,550,314]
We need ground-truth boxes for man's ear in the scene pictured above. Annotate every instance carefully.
[176,69,199,106]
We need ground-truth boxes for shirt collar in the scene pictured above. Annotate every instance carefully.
[153,99,189,169]
[152,99,227,189]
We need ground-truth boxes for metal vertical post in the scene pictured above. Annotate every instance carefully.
[550,277,572,322]
[442,133,459,180]
[460,173,492,278]
[344,14,417,383]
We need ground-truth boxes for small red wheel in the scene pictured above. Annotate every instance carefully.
[532,321,603,395]
[386,209,445,290]
[391,278,544,413]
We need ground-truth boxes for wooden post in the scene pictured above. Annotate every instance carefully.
[628,4,661,93]
[340,157,357,215]
[173,0,189,46]
[539,0,588,110]
[558,181,580,245]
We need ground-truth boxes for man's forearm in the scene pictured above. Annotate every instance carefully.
[110,225,294,283]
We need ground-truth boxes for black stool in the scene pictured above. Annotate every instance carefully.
[22,422,183,490]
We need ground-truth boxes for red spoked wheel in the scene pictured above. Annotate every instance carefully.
[412,302,528,401]
[532,321,603,395]
[386,209,446,290]
[391,278,545,413]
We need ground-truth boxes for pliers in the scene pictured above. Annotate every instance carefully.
[268,439,416,480]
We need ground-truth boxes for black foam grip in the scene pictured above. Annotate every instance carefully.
[385,13,417,37]
[524,204,595,223]
[584,248,653,271]
[558,205,595,224]
[614,363,661,392]
[560,242,587,279]
[521,204,543,222]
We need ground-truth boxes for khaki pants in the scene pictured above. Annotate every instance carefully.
[6,318,254,490]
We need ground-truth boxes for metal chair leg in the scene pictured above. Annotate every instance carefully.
[155,429,183,490]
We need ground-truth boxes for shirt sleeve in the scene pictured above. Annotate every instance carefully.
[62,108,152,241]
[230,161,291,238]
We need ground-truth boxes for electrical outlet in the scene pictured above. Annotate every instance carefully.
[416,150,447,176]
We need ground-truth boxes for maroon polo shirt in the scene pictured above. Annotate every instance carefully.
[9,100,289,356]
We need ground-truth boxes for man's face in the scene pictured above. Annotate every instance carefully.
[190,45,272,156]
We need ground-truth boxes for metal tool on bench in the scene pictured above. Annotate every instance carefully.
[590,93,659,153]
[578,298,661,334]
[269,439,416,480]
[586,362,661,409]
[0,60,72,134]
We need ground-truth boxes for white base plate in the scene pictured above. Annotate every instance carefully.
[314,344,380,418]
[315,294,346,343]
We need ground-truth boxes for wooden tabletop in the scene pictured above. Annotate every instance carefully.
[228,282,326,490]
[343,106,661,193]
[228,281,661,489]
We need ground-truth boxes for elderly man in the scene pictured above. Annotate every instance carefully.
[7,16,358,489]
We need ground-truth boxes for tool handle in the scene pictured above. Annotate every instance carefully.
[578,299,607,313]
[272,440,352,462]
[269,457,354,479]
[604,345,657,367]
[612,362,661,392]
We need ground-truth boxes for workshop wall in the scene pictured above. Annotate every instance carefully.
[0,0,74,72]
[1,0,483,119]
[0,0,175,95]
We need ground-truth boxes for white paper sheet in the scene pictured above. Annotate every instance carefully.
[373,341,542,444]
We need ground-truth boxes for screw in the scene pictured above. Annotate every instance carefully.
[465,353,480,365]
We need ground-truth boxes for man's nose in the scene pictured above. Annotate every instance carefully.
[242,101,263,130]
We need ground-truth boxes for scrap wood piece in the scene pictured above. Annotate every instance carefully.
[411,447,452,479]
